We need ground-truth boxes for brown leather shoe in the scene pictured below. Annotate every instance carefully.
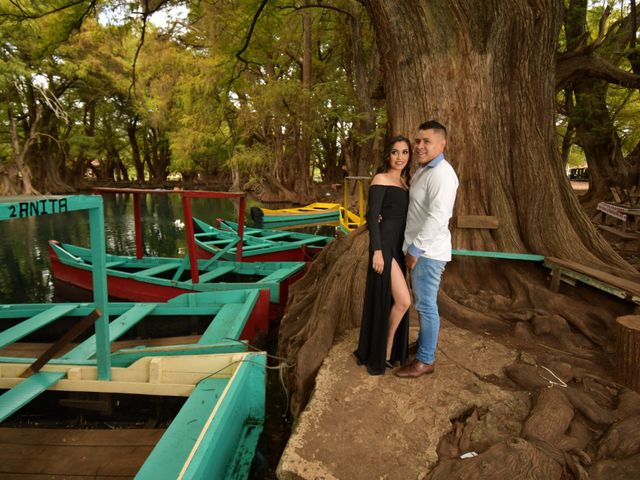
[394,359,435,378]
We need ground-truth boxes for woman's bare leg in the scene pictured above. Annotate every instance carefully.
[386,258,411,361]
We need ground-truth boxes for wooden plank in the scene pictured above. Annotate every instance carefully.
[20,310,101,378]
[0,427,163,446]
[452,249,544,261]
[544,257,640,303]
[198,301,255,345]
[456,215,499,229]
[197,266,236,284]
[0,372,65,422]
[132,263,177,277]
[63,304,157,360]
[0,304,78,349]
[611,187,623,203]
[0,428,163,477]
[178,353,266,479]
[597,201,628,221]
[597,224,640,240]
[104,260,125,268]
[136,378,228,479]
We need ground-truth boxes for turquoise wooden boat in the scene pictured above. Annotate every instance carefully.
[192,217,333,262]
[0,351,265,479]
[0,292,265,479]
[1,195,266,479]
[49,240,306,323]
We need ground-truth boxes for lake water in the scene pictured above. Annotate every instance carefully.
[0,192,264,303]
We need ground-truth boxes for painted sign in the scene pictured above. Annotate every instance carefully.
[597,202,627,221]
[6,198,69,219]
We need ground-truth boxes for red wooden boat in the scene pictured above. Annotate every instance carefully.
[48,241,306,333]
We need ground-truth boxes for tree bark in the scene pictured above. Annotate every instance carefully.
[8,106,40,195]
[561,1,640,207]
[362,0,627,270]
[294,5,313,201]
[128,115,144,182]
[345,0,380,177]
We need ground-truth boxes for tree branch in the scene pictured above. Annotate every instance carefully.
[236,0,270,66]
[277,3,354,21]
[556,52,640,90]
[1,0,91,22]
[129,12,149,98]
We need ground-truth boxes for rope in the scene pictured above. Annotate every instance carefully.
[195,338,297,417]
[539,365,568,388]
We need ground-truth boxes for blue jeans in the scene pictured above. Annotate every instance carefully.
[411,257,447,365]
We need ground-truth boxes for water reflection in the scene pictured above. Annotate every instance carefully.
[0,193,261,303]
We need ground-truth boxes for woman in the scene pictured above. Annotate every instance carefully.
[354,136,412,375]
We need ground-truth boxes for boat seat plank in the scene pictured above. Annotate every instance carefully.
[200,239,237,246]
[0,428,163,477]
[0,304,78,349]
[132,263,178,277]
[105,260,126,268]
[63,303,157,360]
[199,303,253,344]
[0,372,64,422]
[197,266,236,284]
[256,232,291,240]
[259,267,303,284]
[136,378,228,479]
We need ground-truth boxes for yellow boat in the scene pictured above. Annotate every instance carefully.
[250,176,370,233]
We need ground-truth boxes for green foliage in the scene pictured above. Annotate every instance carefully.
[225,143,269,174]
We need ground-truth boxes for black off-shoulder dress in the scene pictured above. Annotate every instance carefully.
[354,185,410,375]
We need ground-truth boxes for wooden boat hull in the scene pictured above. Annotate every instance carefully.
[192,217,332,262]
[1,195,266,479]
[48,241,305,325]
[250,203,366,232]
[0,352,266,480]
[250,203,341,226]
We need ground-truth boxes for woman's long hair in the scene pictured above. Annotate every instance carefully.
[375,135,412,186]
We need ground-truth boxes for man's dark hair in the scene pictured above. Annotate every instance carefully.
[418,120,447,138]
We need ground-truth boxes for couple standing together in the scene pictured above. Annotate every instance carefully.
[354,120,459,377]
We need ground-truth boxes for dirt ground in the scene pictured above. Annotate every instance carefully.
[278,306,640,479]
[277,269,640,480]
[277,317,529,479]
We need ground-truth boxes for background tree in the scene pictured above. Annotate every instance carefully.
[557,1,640,207]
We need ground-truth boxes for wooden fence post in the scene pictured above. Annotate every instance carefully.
[616,315,640,392]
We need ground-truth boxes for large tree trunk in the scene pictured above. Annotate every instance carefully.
[345,0,381,178]
[278,0,640,419]
[293,6,313,202]
[364,0,625,270]
[128,116,145,182]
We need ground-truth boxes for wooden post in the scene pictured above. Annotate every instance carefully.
[616,315,640,392]
[550,267,562,292]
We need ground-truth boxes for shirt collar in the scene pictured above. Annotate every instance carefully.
[426,153,445,168]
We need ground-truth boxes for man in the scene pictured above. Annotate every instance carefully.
[395,120,458,378]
